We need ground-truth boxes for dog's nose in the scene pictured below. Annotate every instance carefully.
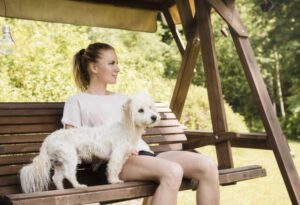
[151,115,157,122]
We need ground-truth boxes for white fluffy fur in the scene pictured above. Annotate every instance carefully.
[20,93,160,193]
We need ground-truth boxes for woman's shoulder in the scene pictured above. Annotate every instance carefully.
[66,92,128,102]
[65,93,85,102]
[113,92,128,100]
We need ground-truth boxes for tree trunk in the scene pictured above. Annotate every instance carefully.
[274,50,286,118]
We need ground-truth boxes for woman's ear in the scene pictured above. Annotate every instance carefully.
[89,62,99,74]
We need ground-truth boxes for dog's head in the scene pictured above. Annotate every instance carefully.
[122,92,160,129]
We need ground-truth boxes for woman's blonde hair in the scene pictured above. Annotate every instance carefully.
[73,42,114,91]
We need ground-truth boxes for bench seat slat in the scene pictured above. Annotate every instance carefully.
[0,116,62,125]
[150,143,183,153]
[155,119,180,127]
[0,119,180,130]
[0,108,171,117]
[0,145,185,175]
[0,124,62,134]
[0,175,19,186]
[0,185,21,195]
[145,127,184,135]
[0,102,168,110]
[0,144,41,155]
[0,134,187,155]
[0,123,162,135]
[0,113,176,124]
[0,134,47,144]
[0,165,23,176]
[0,109,63,116]
[0,154,36,166]
[159,112,176,120]
[0,103,64,110]
[144,134,187,144]
[0,123,183,145]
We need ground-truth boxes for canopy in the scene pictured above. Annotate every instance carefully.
[0,0,195,32]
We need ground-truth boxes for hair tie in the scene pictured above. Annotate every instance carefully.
[80,48,86,56]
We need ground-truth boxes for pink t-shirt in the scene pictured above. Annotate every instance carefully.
[61,92,151,152]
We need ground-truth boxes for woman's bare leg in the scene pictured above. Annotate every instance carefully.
[119,155,183,205]
[157,151,220,205]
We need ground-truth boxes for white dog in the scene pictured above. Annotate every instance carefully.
[20,93,160,193]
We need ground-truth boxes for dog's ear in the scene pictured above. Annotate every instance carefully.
[122,98,135,129]
[122,98,131,112]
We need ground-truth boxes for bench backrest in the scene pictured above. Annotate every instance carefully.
[0,102,186,195]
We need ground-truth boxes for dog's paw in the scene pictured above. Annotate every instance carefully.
[75,184,88,188]
[108,178,124,184]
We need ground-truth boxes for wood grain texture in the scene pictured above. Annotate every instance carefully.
[222,0,300,203]
[196,0,233,169]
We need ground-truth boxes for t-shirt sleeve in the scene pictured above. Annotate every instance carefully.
[61,95,82,128]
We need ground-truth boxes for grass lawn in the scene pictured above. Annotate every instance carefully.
[178,140,300,205]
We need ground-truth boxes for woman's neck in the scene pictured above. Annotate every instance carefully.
[86,81,109,96]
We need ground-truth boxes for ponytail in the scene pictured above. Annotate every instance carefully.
[72,43,114,91]
[73,49,90,91]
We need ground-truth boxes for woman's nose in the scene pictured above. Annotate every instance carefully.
[115,65,120,72]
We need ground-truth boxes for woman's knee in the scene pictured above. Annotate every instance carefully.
[159,161,183,188]
[196,157,219,181]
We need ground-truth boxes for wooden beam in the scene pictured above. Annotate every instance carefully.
[207,0,248,37]
[174,0,195,40]
[162,8,185,56]
[195,0,233,169]
[219,165,266,185]
[183,131,270,150]
[223,0,300,203]
[170,27,200,119]
[170,0,198,118]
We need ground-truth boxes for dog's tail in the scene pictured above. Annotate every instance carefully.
[20,148,52,193]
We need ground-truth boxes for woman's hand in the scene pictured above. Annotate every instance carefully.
[130,149,138,156]
[65,124,76,129]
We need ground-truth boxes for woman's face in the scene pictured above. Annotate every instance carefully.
[94,49,120,84]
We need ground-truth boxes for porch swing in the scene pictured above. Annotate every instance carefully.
[0,0,299,204]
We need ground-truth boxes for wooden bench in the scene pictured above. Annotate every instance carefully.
[0,102,266,205]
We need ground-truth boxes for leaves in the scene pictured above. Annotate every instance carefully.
[0,17,249,132]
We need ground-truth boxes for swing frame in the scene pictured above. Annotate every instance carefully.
[0,0,299,204]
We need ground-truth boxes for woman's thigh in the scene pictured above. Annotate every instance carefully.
[157,151,217,179]
[119,155,180,182]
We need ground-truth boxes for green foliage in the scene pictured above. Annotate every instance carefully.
[0,18,90,101]
[182,85,249,132]
[252,0,300,138]
[161,0,300,138]
[0,17,249,132]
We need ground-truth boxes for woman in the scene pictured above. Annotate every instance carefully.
[62,42,220,205]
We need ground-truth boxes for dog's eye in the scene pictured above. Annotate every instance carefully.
[138,108,144,113]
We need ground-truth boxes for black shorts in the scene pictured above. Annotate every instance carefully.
[138,150,156,157]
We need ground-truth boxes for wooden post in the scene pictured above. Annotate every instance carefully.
[162,8,185,56]
[170,0,200,119]
[175,0,195,40]
[195,0,234,169]
[209,0,300,203]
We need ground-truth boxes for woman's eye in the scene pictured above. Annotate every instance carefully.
[138,109,144,113]
[108,60,117,65]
